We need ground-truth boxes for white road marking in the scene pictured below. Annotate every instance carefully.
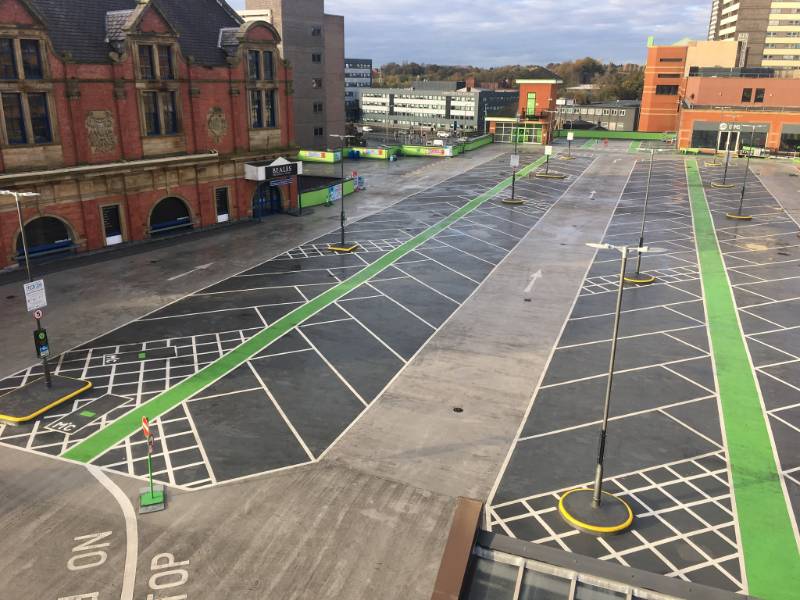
[167,262,214,282]
[87,466,137,600]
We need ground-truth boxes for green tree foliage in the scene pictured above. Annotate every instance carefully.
[373,59,644,101]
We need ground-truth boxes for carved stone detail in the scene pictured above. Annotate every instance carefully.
[207,107,228,144]
[85,110,117,154]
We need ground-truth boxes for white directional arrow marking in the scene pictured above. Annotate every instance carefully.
[524,270,543,301]
[167,262,214,282]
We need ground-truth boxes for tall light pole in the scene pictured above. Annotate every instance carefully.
[559,242,663,535]
[328,134,358,253]
[712,116,737,189]
[727,124,757,221]
[624,148,661,285]
[2,190,52,387]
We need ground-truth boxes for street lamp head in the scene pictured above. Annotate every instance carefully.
[586,242,612,250]
[637,246,666,254]
[0,189,40,198]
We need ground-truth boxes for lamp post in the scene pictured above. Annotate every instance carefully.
[727,124,757,221]
[559,242,664,535]
[2,190,52,387]
[624,148,663,285]
[328,134,358,253]
[712,116,737,189]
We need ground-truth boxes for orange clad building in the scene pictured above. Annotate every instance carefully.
[640,37,800,154]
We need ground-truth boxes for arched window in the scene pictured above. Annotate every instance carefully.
[150,197,192,235]
[16,216,72,257]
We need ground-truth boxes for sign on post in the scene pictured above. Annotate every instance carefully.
[545,145,554,156]
[33,328,49,359]
[24,279,47,312]
[567,131,575,141]
[510,154,520,168]
[142,416,151,438]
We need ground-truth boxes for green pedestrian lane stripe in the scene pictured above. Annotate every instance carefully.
[580,138,597,149]
[628,141,642,154]
[63,155,550,464]
[685,160,800,600]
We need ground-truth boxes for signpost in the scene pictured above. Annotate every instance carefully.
[535,145,566,179]
[562,130,576,160]
[24,279,47,312]
[139,416,166,514]
[503,117,525,205]
[23,279,52,387]
[712,122,738,189]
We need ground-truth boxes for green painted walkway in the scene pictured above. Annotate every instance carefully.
[580,138,597,149]
[685,160,800,600]
[628,141,642,153]
[63,156,549,464]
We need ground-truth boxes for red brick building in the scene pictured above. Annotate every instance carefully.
[0,0,298,268]
[486,68,563,145]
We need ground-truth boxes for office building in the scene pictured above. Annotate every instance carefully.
[0,0,298,269]
[639,38,740,132]
[555,100,640,131]
[640,38,800,153]
[360,82,518,133]
[345,58,372,122]
[242,0,345,149]
[708,0,800,69]
[485,69,563,145]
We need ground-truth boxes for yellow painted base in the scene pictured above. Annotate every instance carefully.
[501,198,526,205]
[711,182,735,189]
[0,377,93,424]
[535,173,567,179]
[623,274,656,285]
[558,156,576,161]
[559,488,634,535]
[328,243,359,253]
[704,161,722,167]
[726,213,753,221]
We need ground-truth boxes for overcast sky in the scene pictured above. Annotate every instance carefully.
[230,1,711,66]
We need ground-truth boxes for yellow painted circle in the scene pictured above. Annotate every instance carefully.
[558,488,634,534]
[726,213,753,221]
[623,275,656,285]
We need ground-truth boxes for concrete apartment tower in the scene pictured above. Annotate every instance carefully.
[241,0,345,149]
[707,0,800,70]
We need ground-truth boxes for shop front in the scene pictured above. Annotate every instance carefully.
[245,158,302,217]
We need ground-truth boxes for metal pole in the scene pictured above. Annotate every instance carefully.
[722,135,732,185]
[148,449,154,498]
[14,193,32,282]
[634,149,655,277]
[511,124,518,201]
[736,125,756,217]
[593,246,629,507]
[545,153,550,175]
[340,140,346,246]
[15,193,51,387]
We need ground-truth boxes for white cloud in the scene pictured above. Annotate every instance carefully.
[229,0,710,66]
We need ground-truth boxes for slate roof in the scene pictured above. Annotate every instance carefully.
[28,0,243,66]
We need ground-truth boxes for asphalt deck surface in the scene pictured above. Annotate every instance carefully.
[0,144,798,599]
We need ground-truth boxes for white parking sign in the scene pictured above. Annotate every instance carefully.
[24,279,47,312]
